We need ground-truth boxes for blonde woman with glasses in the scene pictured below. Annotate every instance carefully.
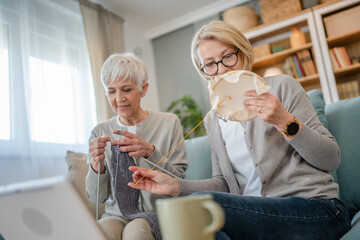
[129,21,350,240]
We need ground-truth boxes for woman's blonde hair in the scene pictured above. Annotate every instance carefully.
[101,53,148,90]
[191,20,254,80]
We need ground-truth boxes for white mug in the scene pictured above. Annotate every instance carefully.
[156,194,225,240]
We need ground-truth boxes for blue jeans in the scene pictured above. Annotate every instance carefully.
[192,192,351,240]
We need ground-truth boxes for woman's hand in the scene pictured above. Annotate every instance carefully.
[111,130,155,158]
[89,136,111,174]
[243,90,294,131]
[128,166,180,196]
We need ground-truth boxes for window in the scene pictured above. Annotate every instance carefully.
[0,0,97,184]
[0,25,10,140]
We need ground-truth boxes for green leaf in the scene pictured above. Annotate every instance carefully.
[166,95,206,138]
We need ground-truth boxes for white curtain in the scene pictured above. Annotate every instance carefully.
[79,0,124,123]
[0,0,97,185]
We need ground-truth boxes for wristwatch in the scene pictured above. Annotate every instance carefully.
[279,116,300,137]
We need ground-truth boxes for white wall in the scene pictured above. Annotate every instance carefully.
[123,22,161,112]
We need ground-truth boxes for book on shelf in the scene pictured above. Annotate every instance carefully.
[294,55,305,78]
[330,46,352,70]
[349,81,360,99]
[352,80,360,97]
[344,82,353,98]
[337,80,360,100]
[296,51,310,76]
[333,47,347,68]
[337,82,351,99]
[294,50,317,77]
[292,55,304,78]
[337,83,346,99]
[302,49,317,75]
[329,49,341,70]
[339,47,351,66]
[288,56,299,78]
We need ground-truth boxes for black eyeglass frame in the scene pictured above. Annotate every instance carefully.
[200,49,240,76]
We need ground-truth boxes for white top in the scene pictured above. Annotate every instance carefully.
[116,117,136,134]
[218,118,262,196]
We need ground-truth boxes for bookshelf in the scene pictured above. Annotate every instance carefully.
[242,0,360,104]
[252,43,313,68]
[313,0,360,101]
[244,9,328,101]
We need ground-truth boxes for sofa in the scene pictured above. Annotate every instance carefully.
[66,90,360,239]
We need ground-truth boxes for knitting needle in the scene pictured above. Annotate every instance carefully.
[96,162,100,221]
[96,128,103,221]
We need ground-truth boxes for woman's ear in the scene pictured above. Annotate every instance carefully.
[141,82,149,97]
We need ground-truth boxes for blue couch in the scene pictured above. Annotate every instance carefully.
[184,92,360,239]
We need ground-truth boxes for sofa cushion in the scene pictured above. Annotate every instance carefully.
[307,89,329,129]
[352,211,360,227]
[184,136,212,180]
[307,89,339,181]
[325,97,360,216]
[341,211,360,240]
[65,151,105,217]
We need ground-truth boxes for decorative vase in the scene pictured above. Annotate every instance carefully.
[289,28,306,48]
[263,67,283,77]
[223,6,259,32]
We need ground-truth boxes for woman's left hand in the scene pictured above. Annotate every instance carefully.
[111,130,155,158]
[243,90,293,131]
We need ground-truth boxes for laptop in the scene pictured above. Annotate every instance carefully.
[0,175,106,239]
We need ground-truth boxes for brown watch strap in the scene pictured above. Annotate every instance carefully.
[278,116,300,137]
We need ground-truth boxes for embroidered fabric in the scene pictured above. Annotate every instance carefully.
[208,70,271,122]
[110,145,161,240]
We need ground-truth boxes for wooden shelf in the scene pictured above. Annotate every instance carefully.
[244,0,341,38]
[244,0,359,103]
[243,9,312,35]
[253,42,312,68]
[247,21,308,43]
[312,0,341,10]
[333,62,360,78]
[297,74,319,85]
[327,29,360,48]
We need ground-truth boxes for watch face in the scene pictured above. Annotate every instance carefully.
[287,121,300,136]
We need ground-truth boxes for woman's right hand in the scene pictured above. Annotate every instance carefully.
[128,166,180,196]
[89,136,111,174]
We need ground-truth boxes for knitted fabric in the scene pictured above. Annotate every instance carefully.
[110,145,162,240]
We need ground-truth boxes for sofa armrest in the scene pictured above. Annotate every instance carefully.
[341,211,360,240]
[184,136,212,180]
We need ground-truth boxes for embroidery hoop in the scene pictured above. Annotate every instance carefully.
[208,70,271,122]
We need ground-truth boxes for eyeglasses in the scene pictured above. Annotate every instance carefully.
[200,49,239,76]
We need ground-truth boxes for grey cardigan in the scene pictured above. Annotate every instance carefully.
[86,111,188,217]
[179,74,340,200]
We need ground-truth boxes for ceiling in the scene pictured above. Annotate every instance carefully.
[92,0,247,38]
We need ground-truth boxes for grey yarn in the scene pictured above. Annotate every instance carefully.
[110,145,162,240]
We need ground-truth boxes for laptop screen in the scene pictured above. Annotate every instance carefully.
[0,175,106,239]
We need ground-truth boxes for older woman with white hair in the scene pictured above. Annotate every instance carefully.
[86,53,188,240]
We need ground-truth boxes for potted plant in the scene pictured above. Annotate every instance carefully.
[167,95,206,138]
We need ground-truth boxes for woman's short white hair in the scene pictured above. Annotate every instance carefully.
[101,52,148,89]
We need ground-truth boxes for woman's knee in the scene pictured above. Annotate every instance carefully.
[122,218,155,240]
[98,216,126,240]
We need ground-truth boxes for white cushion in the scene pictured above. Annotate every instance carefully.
[65,151,105,217]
